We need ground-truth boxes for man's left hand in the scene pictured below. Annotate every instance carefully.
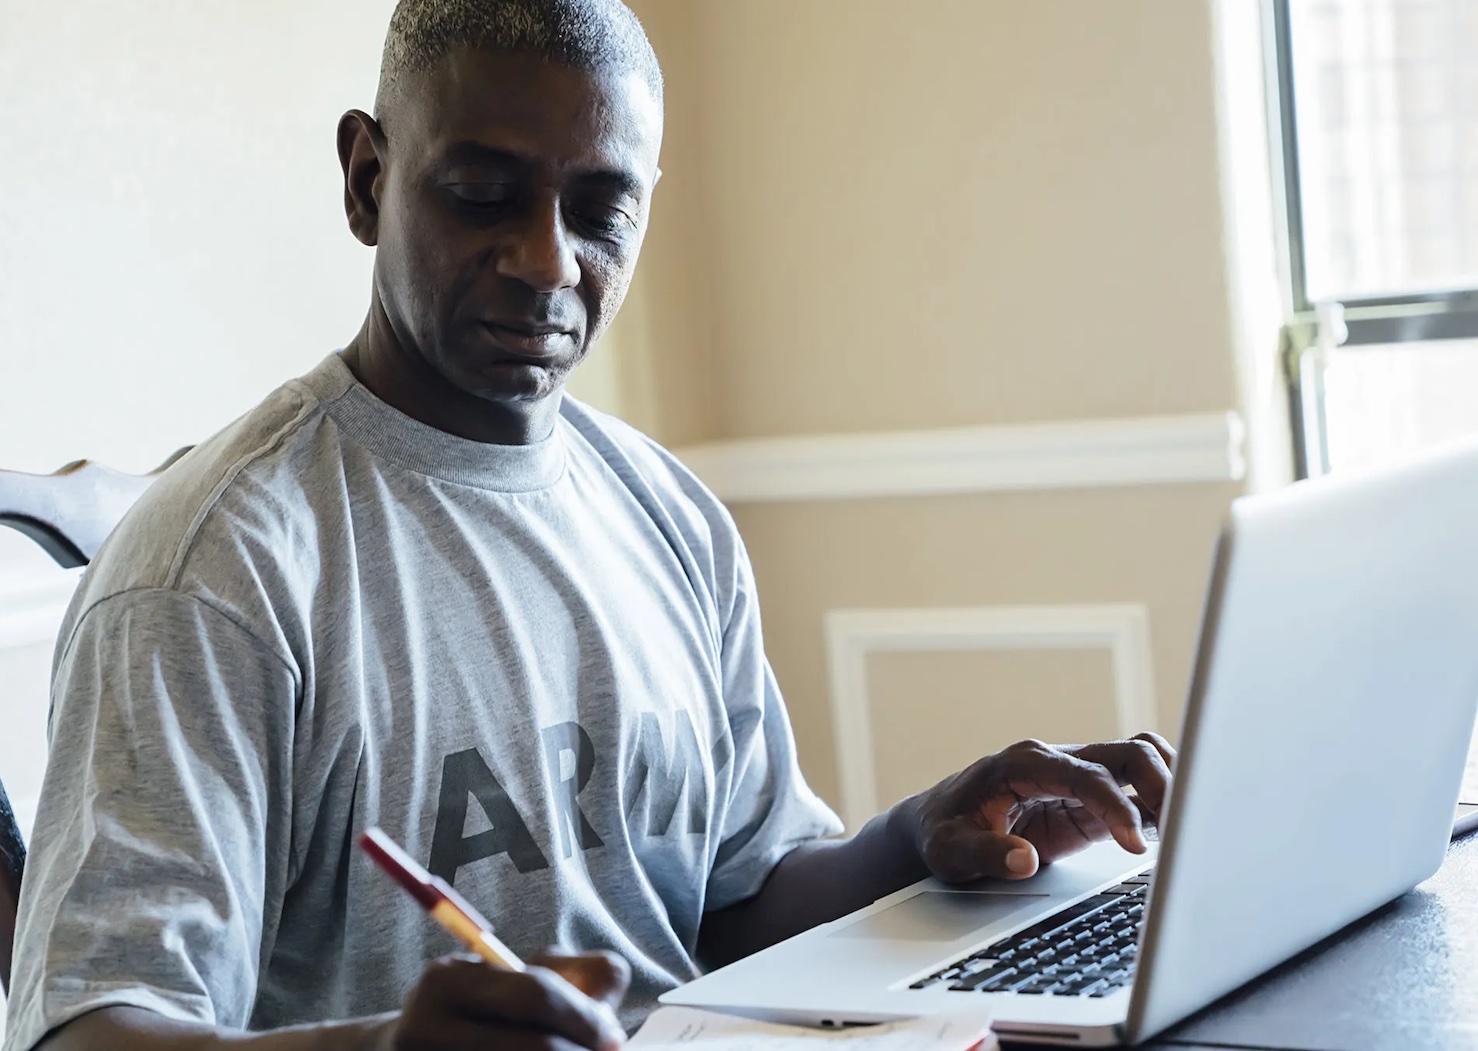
[901,733,1177,883]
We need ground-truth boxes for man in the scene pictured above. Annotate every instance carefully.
[4,2,1174,1049]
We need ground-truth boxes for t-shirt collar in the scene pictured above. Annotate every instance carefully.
[301,352,568,492]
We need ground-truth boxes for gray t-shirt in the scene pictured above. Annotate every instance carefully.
[3,354,841,1050]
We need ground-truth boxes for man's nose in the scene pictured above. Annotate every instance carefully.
[496,195,580,293]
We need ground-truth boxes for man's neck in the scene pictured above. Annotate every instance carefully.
[340,309,559,447]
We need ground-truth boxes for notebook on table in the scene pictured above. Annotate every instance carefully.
[630,1006,995,1049]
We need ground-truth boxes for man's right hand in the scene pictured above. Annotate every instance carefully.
[384,952,631,1051]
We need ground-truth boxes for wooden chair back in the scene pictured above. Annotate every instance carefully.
[0,449,189,989]
[0,449,190,569]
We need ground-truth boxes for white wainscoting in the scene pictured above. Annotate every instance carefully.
[674,411,1245,504]
[824,604,1157,830]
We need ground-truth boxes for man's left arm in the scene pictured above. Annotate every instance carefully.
[699,734,1175,968]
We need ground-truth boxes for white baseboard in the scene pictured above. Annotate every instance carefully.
[825,604,1158,830]
[674,411,1245,504]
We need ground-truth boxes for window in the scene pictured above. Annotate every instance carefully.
[1274,0,1478,477]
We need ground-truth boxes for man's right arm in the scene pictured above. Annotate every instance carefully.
[37,952,630,1051]
[13,592,626,1051]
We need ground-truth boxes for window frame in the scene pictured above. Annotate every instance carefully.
[1270,0,1478,478]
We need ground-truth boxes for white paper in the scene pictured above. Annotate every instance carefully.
[628,1007,998,1050]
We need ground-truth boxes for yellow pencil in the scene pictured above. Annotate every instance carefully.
[359,826,525,971]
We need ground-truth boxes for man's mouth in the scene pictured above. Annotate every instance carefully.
[481,320,576,360]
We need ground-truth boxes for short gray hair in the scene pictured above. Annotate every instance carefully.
[376,0,663,115]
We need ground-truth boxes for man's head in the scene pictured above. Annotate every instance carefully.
[338,0,664,435]
[375,0,663,116]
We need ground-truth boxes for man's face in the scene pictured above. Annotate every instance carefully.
[367,50,662,404]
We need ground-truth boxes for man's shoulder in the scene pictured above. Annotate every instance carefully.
[81,359,347,603]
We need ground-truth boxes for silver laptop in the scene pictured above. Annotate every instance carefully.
[664,439,1478,1045]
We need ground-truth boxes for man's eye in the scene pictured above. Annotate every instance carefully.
[572,205,635,236]
[447,184,513,207]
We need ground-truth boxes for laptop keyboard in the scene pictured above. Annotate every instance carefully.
[908,869,1154,998]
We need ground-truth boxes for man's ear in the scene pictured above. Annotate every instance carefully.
[337,109,387,247]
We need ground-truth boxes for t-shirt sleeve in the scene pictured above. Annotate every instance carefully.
[3,589,296,1051]
[704,536,843,913]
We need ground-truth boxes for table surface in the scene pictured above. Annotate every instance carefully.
[1001,830,1478,1051]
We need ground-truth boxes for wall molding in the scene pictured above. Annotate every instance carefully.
[674,411,1245,504]
[0,570,81,653]
[824,604,1158,830]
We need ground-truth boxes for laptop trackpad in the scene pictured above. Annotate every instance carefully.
[830,891,1051,943]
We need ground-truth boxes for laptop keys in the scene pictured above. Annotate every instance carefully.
[1089,976,1131,997]
[1048,973,1105,996]
[926,870,1154,997]
[1010,974,1059,995]
[951,966,1018,992]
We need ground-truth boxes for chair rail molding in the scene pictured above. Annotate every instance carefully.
[825,604,1158,830]
[0,570,81,654]
[673,411,1245,504]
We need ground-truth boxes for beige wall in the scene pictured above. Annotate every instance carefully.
[0,0,399,478]
[599,0,719,445]
[620,0,1259,816]
[624,0,1241,440]
[735,486,1238,811]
